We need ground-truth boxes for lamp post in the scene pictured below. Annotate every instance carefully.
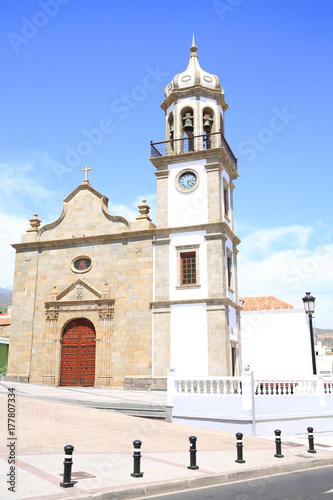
[302,292,317,375]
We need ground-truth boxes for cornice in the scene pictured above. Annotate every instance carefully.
[161,86,228,113]
[12,228,157,251]
[150,148,238,181]
[12,222,240,250]
[150,296,239,309]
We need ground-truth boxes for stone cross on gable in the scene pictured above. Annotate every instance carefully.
[82,165,91,183]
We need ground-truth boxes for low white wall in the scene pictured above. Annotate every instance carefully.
[169,374,333,436]
[172,393,333,436]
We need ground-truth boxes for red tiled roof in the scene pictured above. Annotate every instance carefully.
[0,316,11,326]
[242,296,294,311]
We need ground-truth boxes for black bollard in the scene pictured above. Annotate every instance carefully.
[131,440,144,478]
[307,427,316,454]
[235,432,245,463]
[274,429,284,458]
[60,445,75,488]
[188,436,199,470]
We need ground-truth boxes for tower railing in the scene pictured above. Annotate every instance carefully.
[150,131,237,170]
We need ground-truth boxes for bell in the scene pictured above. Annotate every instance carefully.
[203,114,213,131]
[183,113,193,132]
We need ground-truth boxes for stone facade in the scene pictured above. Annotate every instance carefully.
[7,183,156,387]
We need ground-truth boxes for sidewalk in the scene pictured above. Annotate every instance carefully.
[1,381,333,500]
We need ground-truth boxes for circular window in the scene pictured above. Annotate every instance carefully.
[175,169,199,193]
[181,75,191,82]
[204,75,213,82]
[71,256,92,273]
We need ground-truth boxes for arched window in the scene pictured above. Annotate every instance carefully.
[220,114,224,136]
[181,107,194,152]
[168,112,174,152]
[203,107,214,149]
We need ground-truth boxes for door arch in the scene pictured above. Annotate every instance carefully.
[60,318,96,386]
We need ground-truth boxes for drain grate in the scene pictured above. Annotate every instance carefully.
[283,441,303,447]
[60,471,96,479]
[295,454,312,458]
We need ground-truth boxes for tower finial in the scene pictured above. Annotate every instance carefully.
[190,33,198,53]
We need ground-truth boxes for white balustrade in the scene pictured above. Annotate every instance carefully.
[170,376,326,397]
[172,376,242,395]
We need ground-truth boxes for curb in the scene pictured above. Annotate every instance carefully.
[63,457,333,500]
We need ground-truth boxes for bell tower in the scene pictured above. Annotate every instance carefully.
[150,36,241,380]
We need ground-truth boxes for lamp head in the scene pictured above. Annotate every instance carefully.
[302,292,315,315]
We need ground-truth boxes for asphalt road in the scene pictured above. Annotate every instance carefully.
[143,465,333,500]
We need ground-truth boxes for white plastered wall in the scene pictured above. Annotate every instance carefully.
[170,303,208,376]
[241,309,313,379]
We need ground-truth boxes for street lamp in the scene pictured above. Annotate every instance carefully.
[302,292,317,375]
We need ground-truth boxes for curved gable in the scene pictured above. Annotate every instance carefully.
[38,183,130,241]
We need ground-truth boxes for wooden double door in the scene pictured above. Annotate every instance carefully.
[60,319,96,386]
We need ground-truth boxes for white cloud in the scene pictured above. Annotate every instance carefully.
[238,226,333,328]
[107,201,137,221]
[0,159,56,207]
[108,193,157,223]
[0,213,28,289]
[239,225,313,260]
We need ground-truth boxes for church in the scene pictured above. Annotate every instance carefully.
[7,38,242,389]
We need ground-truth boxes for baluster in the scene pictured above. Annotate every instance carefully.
[270,380,274,396]
[203,380,207,394]
[234,379,239,395]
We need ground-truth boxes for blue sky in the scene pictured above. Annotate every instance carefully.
[0,0,332,327]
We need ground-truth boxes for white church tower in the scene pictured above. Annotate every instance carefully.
[150,36,241,378]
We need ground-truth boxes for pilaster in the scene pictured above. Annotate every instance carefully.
[152,306,171,377]
[205,231,227,297]
[153,237,170,301]
[206,303,230,376]
[155,170,169,227]
[205,162,222,222]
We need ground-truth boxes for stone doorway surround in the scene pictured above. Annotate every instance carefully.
[43,279,114,386]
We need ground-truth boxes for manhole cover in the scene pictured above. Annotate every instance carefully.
[60,471,96,479]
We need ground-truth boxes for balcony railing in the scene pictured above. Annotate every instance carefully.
[150,131,237,170]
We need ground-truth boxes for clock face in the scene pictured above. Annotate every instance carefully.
[178,171,197,190]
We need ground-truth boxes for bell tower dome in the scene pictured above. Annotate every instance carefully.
[163,34,229,146]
